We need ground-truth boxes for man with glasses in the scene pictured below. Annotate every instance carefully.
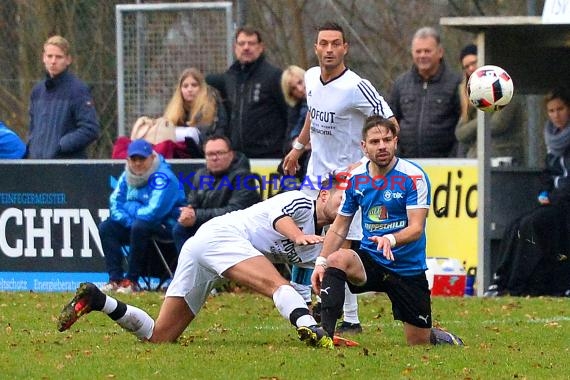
[172,135,260,252]
[206,25,288,158]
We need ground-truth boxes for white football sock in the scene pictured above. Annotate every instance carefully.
[101,296,118,314]
[272,284,316,327]
[116,305,155,340]
[295,314,317,328]
[342,285,360,324]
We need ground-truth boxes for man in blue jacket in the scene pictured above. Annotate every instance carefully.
[27,35,100,159]
[98,139,186,293]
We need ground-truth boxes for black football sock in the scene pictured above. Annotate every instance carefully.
[289,307,310,326]
[89,286,106,311]
[320,267,347,337]
[96,290,127,321]
[108,301,128,321]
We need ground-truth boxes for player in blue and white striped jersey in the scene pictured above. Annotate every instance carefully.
[312,116,464,346]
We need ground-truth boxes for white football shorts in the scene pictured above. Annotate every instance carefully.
[165,220,263,315]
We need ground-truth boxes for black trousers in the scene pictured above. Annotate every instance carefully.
[494,205,570,296]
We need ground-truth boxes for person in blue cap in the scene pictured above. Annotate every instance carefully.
[97,139,186,293]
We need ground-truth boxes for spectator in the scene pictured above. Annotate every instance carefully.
[390,27,462,158]
[98,139,186,294]
[27,35,100,159]
[163,67,228,157]
[172,135,260,253]
[485,87,570,297]
[455,44,525,162]
[278,65,310,183]
[281,65,308,147]
[207,25,288,158]
[0,121,26,159]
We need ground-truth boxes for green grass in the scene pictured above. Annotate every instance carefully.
[1,290,569,379]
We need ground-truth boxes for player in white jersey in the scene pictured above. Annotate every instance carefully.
[302,66,393,183]
[57,187,343,349]
[282,21,397,183]
[282,21,399,335]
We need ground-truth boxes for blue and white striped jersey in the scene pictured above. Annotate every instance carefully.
[339,159,431,276]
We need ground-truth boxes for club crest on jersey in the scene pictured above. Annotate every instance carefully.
[368,205,388,222]
[383,190,403,201]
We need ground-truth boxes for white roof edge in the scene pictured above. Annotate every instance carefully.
[440,16,544,27]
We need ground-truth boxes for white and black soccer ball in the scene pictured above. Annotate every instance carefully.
[467,65,514,112]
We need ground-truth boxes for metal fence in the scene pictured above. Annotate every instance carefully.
[116,2,233,136]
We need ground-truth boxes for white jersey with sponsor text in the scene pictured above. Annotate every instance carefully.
[304,66,394,183]
[206,190,320,266]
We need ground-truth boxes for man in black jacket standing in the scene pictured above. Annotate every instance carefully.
[172,135,260,252]
[207,26,288,158]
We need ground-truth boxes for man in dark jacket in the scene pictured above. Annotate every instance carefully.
[390,27,461,158]
[207,26,288,158]
[172,135,261,252]
[27,35,100,159]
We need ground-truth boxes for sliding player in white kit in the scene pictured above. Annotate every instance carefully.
[283,21,398,335]
[57,187,343,349]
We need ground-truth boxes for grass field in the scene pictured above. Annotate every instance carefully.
[1,289,569,379]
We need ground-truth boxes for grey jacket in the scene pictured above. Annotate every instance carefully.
[390,61,461,158]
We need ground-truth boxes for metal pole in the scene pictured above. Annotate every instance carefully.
[476,32,491,296]
[527,0,537,16]
[116,6,125,137]
[237,0,247,26]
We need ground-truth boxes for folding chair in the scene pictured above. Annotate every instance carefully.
[139,235,179,291]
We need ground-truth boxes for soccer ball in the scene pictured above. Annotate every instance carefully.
[467,65,514,112]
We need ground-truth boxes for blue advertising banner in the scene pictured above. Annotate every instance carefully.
[0,160,207,291]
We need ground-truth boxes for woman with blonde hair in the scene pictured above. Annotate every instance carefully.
[280,65,307,145]
[164,67,227,156]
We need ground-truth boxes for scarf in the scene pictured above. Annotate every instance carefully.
[544,120,570,157]
[125,153,161,188]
